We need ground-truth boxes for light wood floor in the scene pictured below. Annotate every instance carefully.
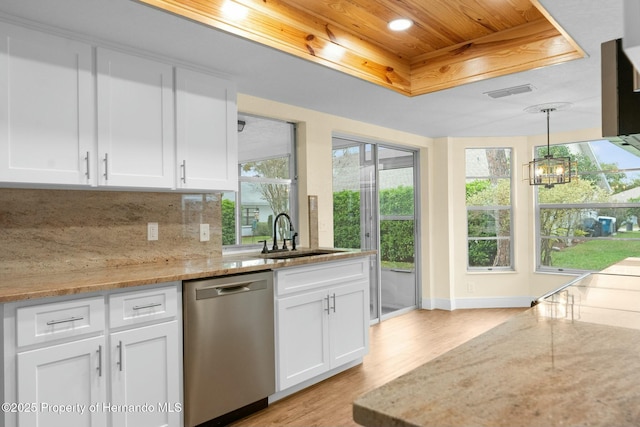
[231,307,526,427]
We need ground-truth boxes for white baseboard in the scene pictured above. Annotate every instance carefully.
[421,298,452,310]
[422,296,534,311]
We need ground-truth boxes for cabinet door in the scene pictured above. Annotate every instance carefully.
[97,48,174,188]
[176,68,237,191]
[17,336,107,427]
[276,289,330,390]
[110,321,180,427]
[0,22,94,185]
[329,281,369,368]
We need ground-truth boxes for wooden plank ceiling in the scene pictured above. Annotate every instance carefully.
[138,0,585,96]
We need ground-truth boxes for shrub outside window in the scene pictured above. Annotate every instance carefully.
[465,148,513,270]
[536,139,640,272]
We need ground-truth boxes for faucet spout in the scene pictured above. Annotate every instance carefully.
[273,212,295,251]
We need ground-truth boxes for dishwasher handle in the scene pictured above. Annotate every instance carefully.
[195,278,268,300]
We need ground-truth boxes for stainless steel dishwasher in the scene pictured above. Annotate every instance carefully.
[183,271,275,427]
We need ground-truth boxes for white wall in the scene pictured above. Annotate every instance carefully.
[238,95,601,310]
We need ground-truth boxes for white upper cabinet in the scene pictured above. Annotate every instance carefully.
[0,21,238,191]
[176,67,238,192]
[96,48,175,189]
[0,22,94,185]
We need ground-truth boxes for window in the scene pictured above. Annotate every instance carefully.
[222,115,297,248]
[536,139,640,272]
[465,148,513,270]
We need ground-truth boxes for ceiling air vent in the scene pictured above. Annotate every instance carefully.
[483,84,534,99]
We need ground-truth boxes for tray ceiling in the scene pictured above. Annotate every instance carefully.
[138,0,585,96]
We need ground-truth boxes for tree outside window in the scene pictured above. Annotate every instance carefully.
[222,115,296,247]
[536,140,640,272]
[465,148,513,270]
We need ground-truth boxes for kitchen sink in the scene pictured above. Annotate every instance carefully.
[258,249,345,260]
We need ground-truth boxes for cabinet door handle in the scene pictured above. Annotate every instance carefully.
[97,345,103,377]
[45,316,84,326]
[132,302,162,310]
[180,160,187,183]
[117,340,123,371]
[331,293,336,313]
[103,153,109,181]
[324,295,330,314]
[85,151,90,180]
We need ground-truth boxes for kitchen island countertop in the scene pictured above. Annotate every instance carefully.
[353,257,640,427]
[0,248,374,302]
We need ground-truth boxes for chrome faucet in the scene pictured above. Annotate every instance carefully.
[272,212,296,251]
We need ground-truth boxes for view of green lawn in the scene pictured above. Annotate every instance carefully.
[549,231,640,271]
[242,235,271,245]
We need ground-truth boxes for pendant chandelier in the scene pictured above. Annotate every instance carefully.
[526,103,573,188]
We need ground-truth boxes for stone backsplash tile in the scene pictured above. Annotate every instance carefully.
[0,188,222,275]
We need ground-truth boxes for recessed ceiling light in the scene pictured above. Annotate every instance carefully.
[221,0,248,21]
[388,18,413,31]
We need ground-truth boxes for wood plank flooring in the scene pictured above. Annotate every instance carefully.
[231,307,526,427]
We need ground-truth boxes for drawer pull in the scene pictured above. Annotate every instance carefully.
[97,345,103,377]
[46,316,84,326]
[103,153,109,181]
[132,302,162,310]
[117,340,123,371]
[85,151,90,180]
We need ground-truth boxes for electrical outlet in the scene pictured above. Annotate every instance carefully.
[467,282,475,293]
[147,222,158,241]
[199,224,210,242]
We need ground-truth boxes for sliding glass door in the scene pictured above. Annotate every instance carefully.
[332,136,419,322]
[378,146,418,317]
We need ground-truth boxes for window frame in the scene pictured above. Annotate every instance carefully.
[222,115,298,251]
[534,139,640,273]
[535,202,638,273]
[465,147,514,271]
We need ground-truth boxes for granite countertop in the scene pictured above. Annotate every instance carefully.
[0,248,374,303]
[353,257,640,427]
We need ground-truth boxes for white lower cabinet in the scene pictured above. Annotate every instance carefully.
[110,322,180,427]
[17,336,107,427]
[329,282,369,366]
[275,257,369,391]
[277,289,331,388]
[3,282,182,427]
